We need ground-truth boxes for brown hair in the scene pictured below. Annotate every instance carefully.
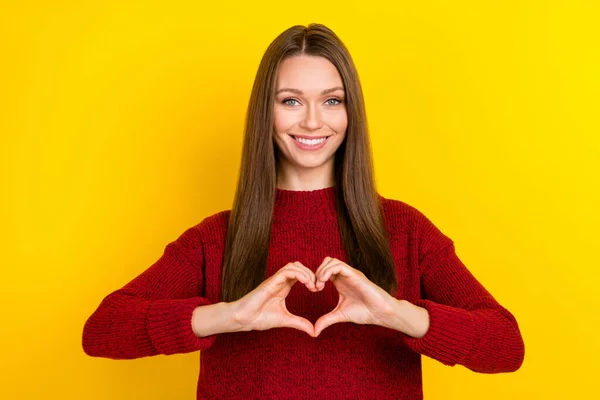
[220,23,397,303]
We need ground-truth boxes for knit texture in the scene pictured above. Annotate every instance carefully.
[82,186,525,399]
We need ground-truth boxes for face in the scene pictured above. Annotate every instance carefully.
[273,54,348,181]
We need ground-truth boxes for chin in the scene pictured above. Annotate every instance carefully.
[291,156,333,169]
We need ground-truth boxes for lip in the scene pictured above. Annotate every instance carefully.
[289,134,331,139]
[288,134,329,151]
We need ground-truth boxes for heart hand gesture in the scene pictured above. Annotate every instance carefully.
[313,257,398,337]
[229,257,421,338]
[231,261,320,337]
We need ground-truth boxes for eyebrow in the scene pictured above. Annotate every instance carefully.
[275,86,345,95]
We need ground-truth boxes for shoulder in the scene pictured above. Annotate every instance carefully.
[168,209,231,258]
[196,209,231,234]
[378,193,454,257]
[378,193,426,234]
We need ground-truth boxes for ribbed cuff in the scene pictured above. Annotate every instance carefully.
[147,297,218,355]
[402,299,478,366]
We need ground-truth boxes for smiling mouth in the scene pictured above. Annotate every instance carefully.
[288,134,331,140]
[289,134,330,145]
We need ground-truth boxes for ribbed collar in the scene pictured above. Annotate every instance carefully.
[273,185,337,222]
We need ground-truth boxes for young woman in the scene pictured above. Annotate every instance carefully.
[83,23,525,399]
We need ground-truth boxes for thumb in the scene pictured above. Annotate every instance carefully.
[314,311,344,337]
[281,314,315,337]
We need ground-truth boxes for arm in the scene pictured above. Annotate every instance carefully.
[401,214,525,374]
[82,227,233,359]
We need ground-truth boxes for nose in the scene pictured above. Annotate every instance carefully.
[298,103,323,131]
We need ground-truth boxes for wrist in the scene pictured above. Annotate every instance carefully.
[400,300,430,338]
[385,299,430,338]
[226,300,246,332]
[192,301,242,337]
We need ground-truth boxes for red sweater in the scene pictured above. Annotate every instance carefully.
[82,186,525,399]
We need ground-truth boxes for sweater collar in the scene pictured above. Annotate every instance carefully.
[274,185,337,221]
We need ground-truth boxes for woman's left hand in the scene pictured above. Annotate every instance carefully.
[313,257,427,338]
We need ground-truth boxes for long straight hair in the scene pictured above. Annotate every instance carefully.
[221,23,397,303]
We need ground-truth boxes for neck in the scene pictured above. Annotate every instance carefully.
[275,160,335,191]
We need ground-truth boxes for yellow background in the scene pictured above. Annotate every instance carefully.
[1,1,598,399]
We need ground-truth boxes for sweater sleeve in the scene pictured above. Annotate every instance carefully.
[82,227,218,359]
[402,212,525,373]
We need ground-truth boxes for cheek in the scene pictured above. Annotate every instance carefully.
[328,111,348,133]
[273,108,348,133]
[273,109,298,132]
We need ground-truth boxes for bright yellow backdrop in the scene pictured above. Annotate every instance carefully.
[1,1,598,399]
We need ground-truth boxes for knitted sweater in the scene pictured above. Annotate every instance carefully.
[82,186,525,399]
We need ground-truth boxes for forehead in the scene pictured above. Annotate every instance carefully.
[276,55,343,91]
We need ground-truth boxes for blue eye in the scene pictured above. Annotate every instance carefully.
[283,98,300,106]
[281,98,343,106]
[326,98,342,106]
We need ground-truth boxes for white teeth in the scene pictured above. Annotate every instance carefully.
[295,137,327,145]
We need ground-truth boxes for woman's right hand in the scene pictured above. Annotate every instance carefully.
[230,261,319,337]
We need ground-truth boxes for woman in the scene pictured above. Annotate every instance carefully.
[82,23,525,399]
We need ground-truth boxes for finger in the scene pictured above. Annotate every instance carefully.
[315,260,339,290]
[287,263,317,291]
[314,311,345,337]
[315,256,333,275]
[317,262,355,289]
[274,264,317,292]
[315,257,335,278]
[269,268,309,293]
[282,261,313,283]
[291,261,317,289]
[282,314,316,337]
[251,270,299,306]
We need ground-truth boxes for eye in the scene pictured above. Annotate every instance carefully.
[281,97,343,107]
[325,97,343,106]
[282,98,300,106]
